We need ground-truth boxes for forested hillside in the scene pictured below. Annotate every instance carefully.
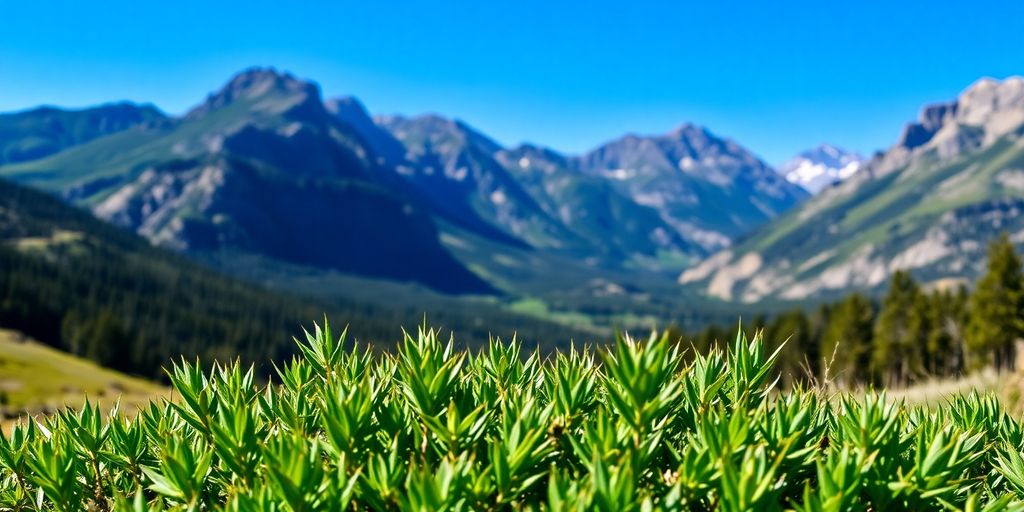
[0,178,592,379]
[686,234,1024,388]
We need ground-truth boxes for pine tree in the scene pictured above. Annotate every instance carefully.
[821,293,875,386]
[766,309,815,387]
[924,288,967,376]
[966,233,1024,371]
[872,270,926,385]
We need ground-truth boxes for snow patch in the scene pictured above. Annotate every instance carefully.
[778,144,864,194]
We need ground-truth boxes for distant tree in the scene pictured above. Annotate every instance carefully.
[766,309,815,387]
[966,233,1024,371]
[691,323,729,354]
[821,293,875,386]
[924,288,968,376]
[872,270,926,385]
[751,314,768,333]
[86,311,135,371]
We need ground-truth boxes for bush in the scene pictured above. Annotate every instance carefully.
[2,321,1024,510]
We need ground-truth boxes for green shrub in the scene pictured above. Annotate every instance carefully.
[2,321,1024,510]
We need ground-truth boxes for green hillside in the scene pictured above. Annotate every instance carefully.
[0,177,596,381]
[0,329,165,434]
[0,103,165,166]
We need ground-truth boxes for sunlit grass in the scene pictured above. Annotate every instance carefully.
[0,329,165,435]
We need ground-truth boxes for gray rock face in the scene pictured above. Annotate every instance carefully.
[495,144,698,264]
[576,124,809,252]
[360,111,809,264]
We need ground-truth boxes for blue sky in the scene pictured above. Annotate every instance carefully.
[1,1,1022,164]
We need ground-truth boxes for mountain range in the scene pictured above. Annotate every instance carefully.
[3,67,1022,317]
[0,70,490,294]
[0,103,165,165]
[0,67,807,298]
[682,76,1024,302]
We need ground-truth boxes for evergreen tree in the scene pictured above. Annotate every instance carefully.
[821,293,875,386]
[691,323,729,354]
[872,270,926,385]
[966,233,1024,371]
[766,309,815,387]
[925,288,967,376]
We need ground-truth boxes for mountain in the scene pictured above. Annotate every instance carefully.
[328,101,702,265]
[329,99,581,249]
[0,68,492,295]
[324,96,408,168]
[0,102,165,165]
[577,124,809,252]
[0,175,339,376]
[372,114,582,250]
[494,144,698,265]
[330,100,806,264]
[0,67,811,308]
[778,144,863,193]
[681,76,1024,302]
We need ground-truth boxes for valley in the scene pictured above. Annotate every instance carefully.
[3,70,1024,346]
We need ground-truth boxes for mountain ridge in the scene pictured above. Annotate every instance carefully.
[1,66,810,297]
[681,75,1024,302]
[0,102,166,165]
[0,67,495,295]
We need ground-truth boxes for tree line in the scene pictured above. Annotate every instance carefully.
[0,237,593,380]
[682,233,1024,388]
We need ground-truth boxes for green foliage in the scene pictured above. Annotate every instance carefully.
[764,310,818,388]
[3,320,1024,510]
[924,287,969,376]
[967,233,1024,371]
[690,232,1024,389]
[821,293,875,386]
[872,270,930,385]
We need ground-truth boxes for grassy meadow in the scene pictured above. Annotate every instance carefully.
[0,329,165,435]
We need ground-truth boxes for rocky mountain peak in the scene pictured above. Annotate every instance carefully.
[897,102,958,150]
[186,67,322,119]
[324,96,372,125]
[956,76,1024,132]
[897,76,1024,152]
[379,114,503,156]
[667,122,709,140]
[325,96,409,167]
